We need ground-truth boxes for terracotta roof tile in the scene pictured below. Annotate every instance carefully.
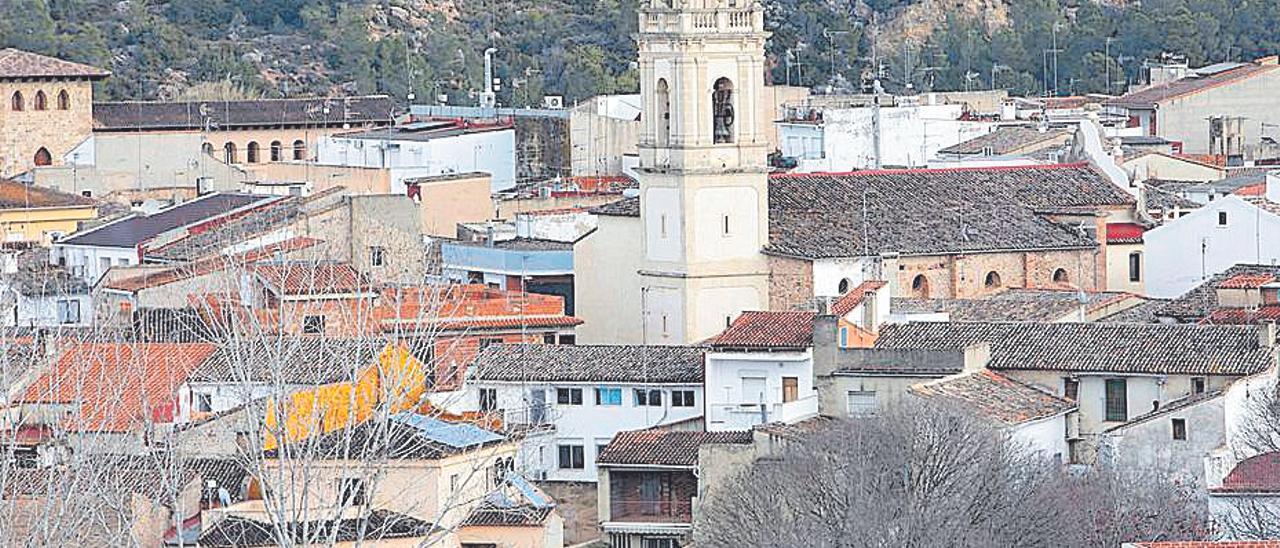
[831,280,887,317]
[252,261,374,296]
[911,370,1076,425]
[892,289,1136,323]
[0,48,109,79]
[17,342,216,432]
[937,127,1071,155]
[1212,452,1280,494]
[1203,306,1280,325]
[1219,273,1277,289]
[1131,542,1280,548]
[589,196,640,217]
[0,179,95,209]
[707,310,815,350]
[472,344,704,383]
[1157,264,1280,320]
[426,316,583,331]
[597,429,753,467]
[874,322,1273,376]
[1106,222,1147,244]
[104,237,322,293]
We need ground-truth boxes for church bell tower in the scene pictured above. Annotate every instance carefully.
[635,0,771,344]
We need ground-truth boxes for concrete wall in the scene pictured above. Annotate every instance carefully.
[570,97,641,177]
[415,173,493,238]
[1144,196,1280,298]
[1010,414,1070,461]
[574,215,644,344]
[34,133,248,199]
[317,130,517,192]
[703,349,814,431]
[1156,68,1280,155]
[243,162,392,195]
[1101,395,1224,488]
[781,104,994,171]
[1123,152,1225,183]
[0,79,94,177]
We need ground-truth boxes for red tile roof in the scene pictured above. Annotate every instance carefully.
[0,179,96,209]
[597,429,753,467]
[104,237,322,292]
[831,280,886,317]
[1212,452,1280,494]
[707,310,815,349]
[1220,273,1277,289]
[425,316,583,332]
[18,342,216,432]
[0,48,110,79]
[1105,222,1147,244]
[253,262,374,296]
[910,370,1076,425]
[1235,182,1267,197]
[1202,306,1280,324]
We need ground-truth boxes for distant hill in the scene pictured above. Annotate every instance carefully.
[3,0,1277,104]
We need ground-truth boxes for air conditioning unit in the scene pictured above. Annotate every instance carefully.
[544,96,565,109]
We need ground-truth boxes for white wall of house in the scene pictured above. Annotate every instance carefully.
[1009,414,1070,462]
[316,130,516,192]
[1,292,92,327]
[812,257,878,298]
[1143,196,1280,298]
[703,350,816,432]
[466,380,703,482]
[574,215,644,344]
[1100,395,1224,488]
[780,105,994,172]
[52,243,137,284]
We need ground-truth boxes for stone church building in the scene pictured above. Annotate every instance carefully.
[573,0,1142,346]
[0,48,109,177]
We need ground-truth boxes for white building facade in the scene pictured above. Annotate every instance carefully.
[1143,193,1280,298]
[778,104,994,172]
[703,349,816,432]
[316,125,516,193]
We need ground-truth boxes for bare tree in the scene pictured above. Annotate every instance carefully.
[695,401,1208,548]
[1212,371,1280,539]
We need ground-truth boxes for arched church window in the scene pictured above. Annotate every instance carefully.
[655,78,670,147]
[33,91,47,111]
[224,142,237,164]
[11,91,23,111]
[33,147,52,166]
[911,274,929,299]
[57,90,70,110]
[292,140,306,161]
[246,141,260,163]
[712,77,734,144]
[270,141,282,162]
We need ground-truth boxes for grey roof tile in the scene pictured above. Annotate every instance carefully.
[60,193,272,248]
[472,344,705,383]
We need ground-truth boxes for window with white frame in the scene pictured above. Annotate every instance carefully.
[634,388,662,407]
[846,390,878,416]
[56,299,80,324]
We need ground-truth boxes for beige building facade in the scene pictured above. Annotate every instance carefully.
[0,49,109,177]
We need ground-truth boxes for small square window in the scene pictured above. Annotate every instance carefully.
[303,315,325,335]
[1191,377,1206,394]
[1172,418,1187,440]
[479,388,498,412]
[595,387,622,406]
[195,393,213,413]
[479,337,503,350]
[634,388,662,407]
[556,388,583,406]
[1218,211,1228,226]
[557,444,584,469]
[671,390,695,407]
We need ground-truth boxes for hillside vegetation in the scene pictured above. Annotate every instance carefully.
[3,0,1279,104]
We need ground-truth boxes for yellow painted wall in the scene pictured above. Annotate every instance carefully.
[263,342,427,450]
[0,205,97,244]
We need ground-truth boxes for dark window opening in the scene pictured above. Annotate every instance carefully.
[712,77,735,144]
[556,388,583,405]
[635,388,662,407]
[557,445,584,469]
[302,315,325,335]
[671,390,695,407]
[1063,377,1079,401]
[479,388,497,412]
[1105,378,1128,422]
[1172,418,1187,440]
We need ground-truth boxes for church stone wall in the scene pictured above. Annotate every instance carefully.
[0,80,95,176]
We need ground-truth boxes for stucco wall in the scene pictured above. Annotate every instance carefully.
[574,215,644,344]
[1144,196,1280,298]
[1156,68,1280,155]
[1102,396,1224,488]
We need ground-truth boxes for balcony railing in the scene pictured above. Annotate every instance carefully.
[610,498,693,523]
[639,8,761,34]
[708,395,819,430]
[496,404,558,432]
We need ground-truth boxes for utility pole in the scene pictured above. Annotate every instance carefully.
[1051,23,1062,96]
[824,29,850,89]
[1105,37,1115,96]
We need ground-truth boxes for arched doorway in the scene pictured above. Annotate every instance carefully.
[1053,268,1069,284]
[33,147,52,166]
[246,141,260,163]
[911,274,930,299]
[984,271,1002,289]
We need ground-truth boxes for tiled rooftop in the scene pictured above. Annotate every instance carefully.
[1211,452,1280,494]
[189,338,389,384]
[937,127,1072,156]
[1105,222,1146,244]
[252,262,374,296]
[892,289,1137,323]
[831,280,886,317]
[874,321,1273,375]
[0,179,95,209]
[597,429,753,467]
[1156,264,1280,320]
[0,48,109,79]
[589,196,640,217]
[706,310,815,350]
[17,342,216,432]
[766,164,1132,259]
[93,95,395,131]
[472,344,705,383]
[1108,64,1279,109]
[910,370,1076,425]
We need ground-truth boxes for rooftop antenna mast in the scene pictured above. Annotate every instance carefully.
[480,48,498,109]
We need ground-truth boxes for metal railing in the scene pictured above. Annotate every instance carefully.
[611,498,693,523]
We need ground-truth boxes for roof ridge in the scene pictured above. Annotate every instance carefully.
[770,161,1091,179]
